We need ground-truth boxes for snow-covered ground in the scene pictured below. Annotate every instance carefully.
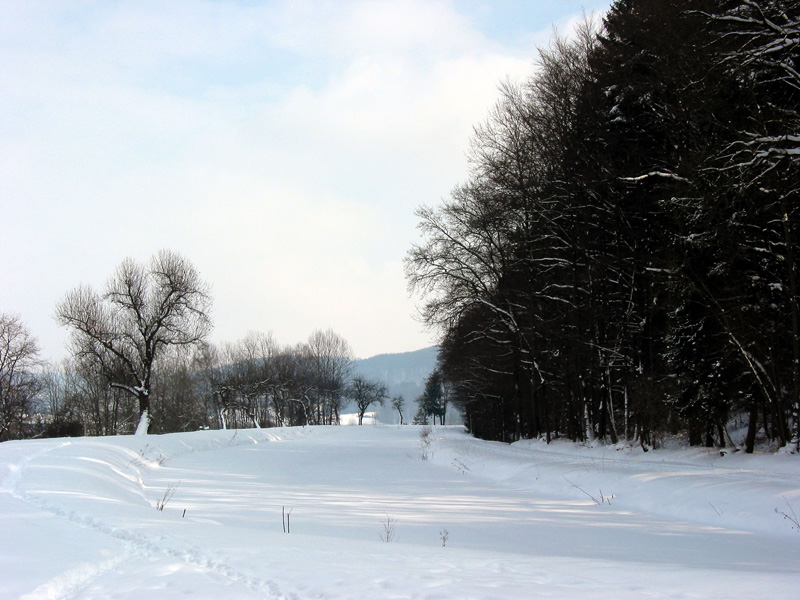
[1,424,799,599]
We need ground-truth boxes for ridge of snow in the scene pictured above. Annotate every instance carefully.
[2,426,799,599]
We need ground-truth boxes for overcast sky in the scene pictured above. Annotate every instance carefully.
[1,0,610,362]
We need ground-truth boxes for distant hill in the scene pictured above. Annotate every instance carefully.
[346,346,439,424]
[354,346,439,386]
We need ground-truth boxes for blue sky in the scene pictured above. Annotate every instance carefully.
[1,0,610,361]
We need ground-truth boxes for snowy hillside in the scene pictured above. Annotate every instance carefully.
[351,346,439,422]
[354,346,438,386]
[2,425,799,599]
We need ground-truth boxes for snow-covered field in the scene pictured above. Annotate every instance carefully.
[2,424,799,599]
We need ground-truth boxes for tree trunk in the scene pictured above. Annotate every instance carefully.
[136,392,150,435]
[584,402,595,444]
[623,383,630,442]
[513,349,523,441]
[543,383,551,443]
[135,408,150,436]
[744,401,759,454]
[782,202,800,451]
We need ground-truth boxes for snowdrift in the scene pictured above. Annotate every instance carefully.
[2,425,799,599]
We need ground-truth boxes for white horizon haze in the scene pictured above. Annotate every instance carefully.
[1,0,611,362]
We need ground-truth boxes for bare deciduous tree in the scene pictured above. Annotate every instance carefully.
[391,395,405,425]
[0,313,41,440]
[306,328,354,424]
[348,376,387,425]
[56,250,212,434]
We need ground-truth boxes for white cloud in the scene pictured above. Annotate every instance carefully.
[266,0,482,58]
[0,0,608,360]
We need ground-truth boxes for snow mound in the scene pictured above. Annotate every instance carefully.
[2,426,799,599]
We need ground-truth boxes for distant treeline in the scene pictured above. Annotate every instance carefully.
[2,248,408,440]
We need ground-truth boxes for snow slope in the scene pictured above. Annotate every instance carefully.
[1,425,799,599]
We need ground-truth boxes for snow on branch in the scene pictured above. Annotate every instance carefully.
[620,171,690,184]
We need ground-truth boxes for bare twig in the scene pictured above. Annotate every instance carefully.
[563,476,613,505]
[155,482,179,511]
[776,498,800,533]
[379,513,397,542]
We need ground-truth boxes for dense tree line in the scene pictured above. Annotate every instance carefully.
[22,328,358,438]
[407,0,800,451]
[5,324,372,439]
[1,251,387,440]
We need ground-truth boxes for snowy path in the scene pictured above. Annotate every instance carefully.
[2,425,799,599]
